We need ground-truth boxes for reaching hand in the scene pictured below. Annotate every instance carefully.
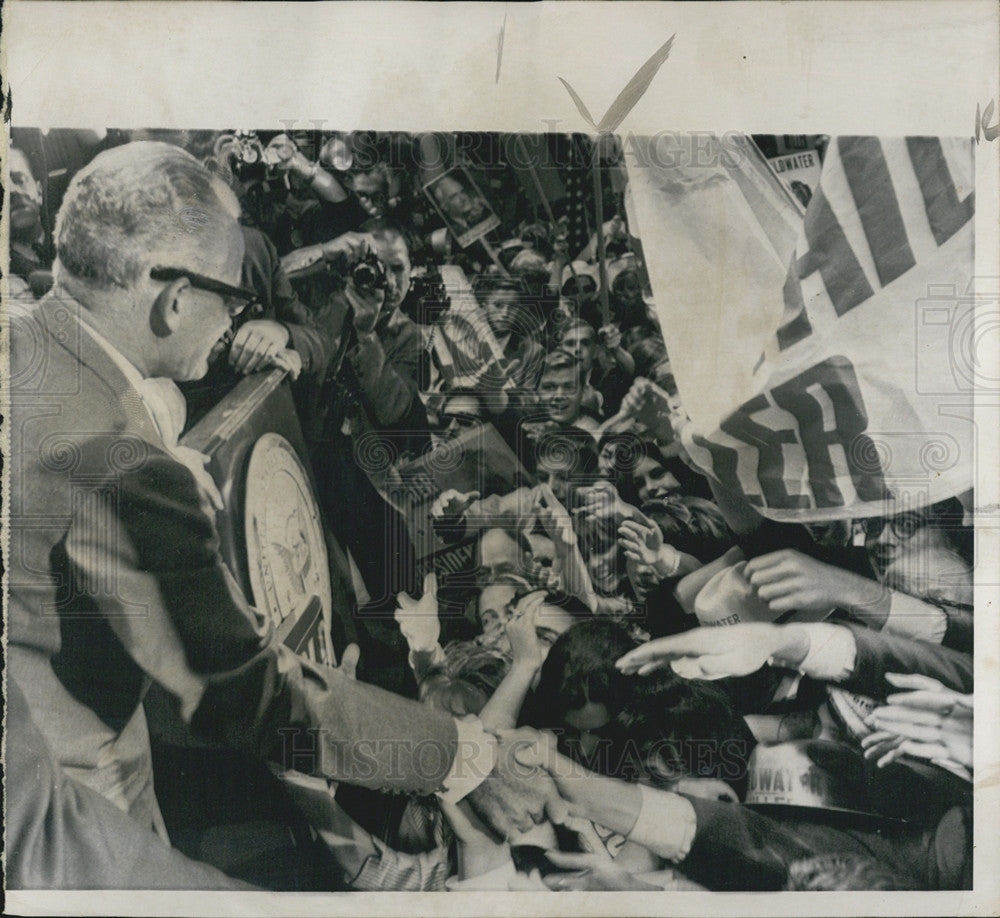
[534,484,576,546]
[465,729,567,839]
[393,573,440,653]
[264,133,300,169]
[337,643,361,681]
[229,320,291,375]
[861,672,972,776]
[617,517,663,567]
[614,623,786,680]
[430,488,481,521]
[505,591,546,670]
[542,851,661,891]
[321,231,377,266]
[573,481,640,531]
[743,549,881,615]
[598,323,622,352]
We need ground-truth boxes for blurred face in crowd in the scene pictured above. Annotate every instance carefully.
[483,288,520,337]
[478,529,529,582]
[351,170,388,219]
[9,147,44,243]
[437,394,483,440]
[598,438,634,480]
[587,544,623,595]
[866,515,973,606]
[478,582,518,641]
[477,583,577,678]
[375,234,411,311]
[632,455,681,504]
[535,454,578,506]
[612,267,643,309]
[538,366,583,425]
[559,323,597,375]
[561,274,598,305]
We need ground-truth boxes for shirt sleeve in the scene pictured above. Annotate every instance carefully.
[351,837,452,891]
[625,783,698,863]
[776,623,858,684]
[436,718,498,805]
[882,591,949,644]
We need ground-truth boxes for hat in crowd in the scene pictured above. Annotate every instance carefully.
[497,238,527,269]
[561,262,598,295]
[746,740,873,816]
[691,561,835,628]
[607,253,639,289]
[509,248,550,280]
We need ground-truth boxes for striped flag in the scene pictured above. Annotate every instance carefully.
[627,134,974,522]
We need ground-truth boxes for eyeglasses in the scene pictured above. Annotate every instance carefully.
[859,510,929,543]
[354,189,387,207]
[150,266,259,317]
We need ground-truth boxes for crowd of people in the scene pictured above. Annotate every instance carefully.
[7,128,975,893]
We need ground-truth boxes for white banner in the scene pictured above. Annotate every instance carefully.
[627,134,974,522]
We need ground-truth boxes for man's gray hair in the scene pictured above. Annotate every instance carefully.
[54,141,241,291]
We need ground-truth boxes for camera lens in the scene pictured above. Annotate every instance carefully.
[354,263,377,288]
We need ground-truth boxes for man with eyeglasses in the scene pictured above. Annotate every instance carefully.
[7,141,565,888]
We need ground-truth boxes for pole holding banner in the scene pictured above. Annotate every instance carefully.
[592,139,612,326]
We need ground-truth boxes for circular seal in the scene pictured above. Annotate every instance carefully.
[244,433,333,663]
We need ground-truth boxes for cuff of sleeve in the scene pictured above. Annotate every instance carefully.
[627,784,697,863]
[436,718,498,805]
[284,324,310,370]
[777,623,857,683]
[883,591,948,644]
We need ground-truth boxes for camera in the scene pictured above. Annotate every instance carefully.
[212,131,270,182]
[351,251,388,294]
[408,262,450,324]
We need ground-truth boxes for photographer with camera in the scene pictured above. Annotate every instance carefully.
[301,227,430,692]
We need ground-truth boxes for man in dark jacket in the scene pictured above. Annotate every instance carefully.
[7,142,563,888]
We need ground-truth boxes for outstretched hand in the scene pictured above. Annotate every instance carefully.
[542,851,661,891]
[617,517,662,567]
[615,623,788,680]
[861,672,972,777]
[743,549,881,616]
[431,488,482,521]
[393,572,440,652]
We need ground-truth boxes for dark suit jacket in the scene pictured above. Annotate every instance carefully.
[5,676,251,889]
[8,293,460,883]
[679,794,971,891]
